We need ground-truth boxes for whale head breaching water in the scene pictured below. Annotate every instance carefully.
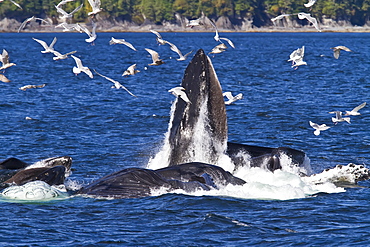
[148,49,309,175]
[167,49,228,167]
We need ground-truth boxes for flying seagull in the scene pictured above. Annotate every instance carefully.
[209,20,235,48]
[304,0,317,8]
[149,30,167,45]
[223,92,243,105]
[209,43,227,54]
[55,3,83,19]
[0,74,11,83]
[330,46,352,59]
[329,111,351,124]
[145,48,164,66]
[297,12,321,31]
[71,55,93,78]
[94,70,136,97]
[87,0,102,17]
[168,86,191,104]
[0,0,22,9]
[32,37,57,53]
[18,16,49,33]
[271,14,291,23]
[56,0,75,8]
[52,50,77,60]
[55,22,83,32]
[122,64,140,77]
[80,21,97,44]
[109,37,137,51]
[164,40,193,61]
[288,46,307,69]
[19,84,46,91]
[309,121,331,136]
[344,102,366,116]
[0,49,16,71]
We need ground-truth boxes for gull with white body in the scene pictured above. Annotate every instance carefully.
[122,64,140,77]
[94,70,136,97]
[329,111,351,124]
[344,102,366,116]
[288,46,307,68]
[309,121,331,136]
[168,87,191,104]
[145,48,164,66]
[164,40,193,61]
[330,46,352,59]
[33,37,57,53]
[71,55,93,78]
[52,50,77,60]
[223,92,243,105]
[0,49,16,71]
[109,37,137,51]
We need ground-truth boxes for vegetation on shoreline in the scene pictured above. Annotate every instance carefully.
[0,0,369,27]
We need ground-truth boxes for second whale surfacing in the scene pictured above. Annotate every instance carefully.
[77,49,311,199]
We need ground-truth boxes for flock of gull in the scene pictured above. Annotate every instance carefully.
[0,0,365,136]
[309,102,366,136]
[0,0,243,106]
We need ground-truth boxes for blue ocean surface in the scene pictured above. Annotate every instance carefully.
[0,31,369,246]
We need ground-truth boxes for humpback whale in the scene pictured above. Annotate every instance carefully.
[0,156,72,188]
[78,162,245,199]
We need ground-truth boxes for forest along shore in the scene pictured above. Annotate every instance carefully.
[1,16,370,33]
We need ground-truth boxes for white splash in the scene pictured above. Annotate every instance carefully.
[1,181,69,201]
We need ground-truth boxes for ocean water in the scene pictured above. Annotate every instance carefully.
[0,31,370,246]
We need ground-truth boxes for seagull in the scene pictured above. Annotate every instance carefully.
[164,40,193,61]
[0,49,16,71]
[209,20,235,48]
[32,37,57,53]
[87,0,102,16]
[122,64,140,76]
[186,19,202,28]
[55,22,83,32]
[186,12,205,28]
[344,102,366,116]
[304,0,317,8]
[109,37,137,51]
[168,87,191,104]
[56,0,75,8]
[18,16,49,33]
[80,21,97,44]
[309,121,331,136]
[0,74,11,83]
[209,43,227,54]
[55,3,83,19]
[19,84,46,91]
[329,111,351,124]
[52,50,77,60]
[297,12,321,31]
[288,46,307,68]
[71,55,93,78]
[223,92,243,105]
[271,14,291,22]
[149,30,167,45]
[94,70,136,97]
[145,48,164,66]
[0,0,22,9]
[330,46,352,59]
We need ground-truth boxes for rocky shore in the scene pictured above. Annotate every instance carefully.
[1,14,370,33]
